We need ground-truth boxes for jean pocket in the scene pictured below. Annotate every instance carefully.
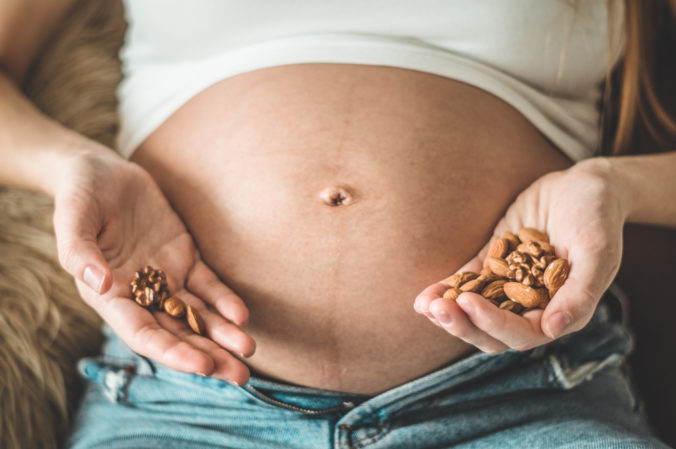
[77,356,140,405]
[544,320,634,391]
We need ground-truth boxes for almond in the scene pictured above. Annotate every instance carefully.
[486,238,510,261]
[539,241,556,255]
[444,271,479,288]
[518,227,549,244]
[186,305,206,336]
[503,282,549,308]
[480,279,507,300]
[164,296,186,318]
[502,232,521,252]
[486,257,514,279]
[480,267,501,282]
[460,275,489,293]
[499,299,523,314]
[443,287,461,301]
[544,258,570,298]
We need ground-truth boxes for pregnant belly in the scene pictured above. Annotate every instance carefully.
[131,64,573,395]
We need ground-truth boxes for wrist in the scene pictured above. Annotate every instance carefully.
[42,132,120,197]
[572,156,632,222]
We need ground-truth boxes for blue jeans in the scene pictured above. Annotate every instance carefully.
[66,286,670,448]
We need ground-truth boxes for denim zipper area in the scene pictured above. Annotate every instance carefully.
[243,385,355,415]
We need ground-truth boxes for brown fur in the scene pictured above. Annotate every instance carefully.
[0,1,125,448]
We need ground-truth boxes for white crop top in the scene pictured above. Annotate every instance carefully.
[117,0,625,161]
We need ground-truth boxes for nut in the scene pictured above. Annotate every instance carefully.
[503,282,549,308]
[544,258,570,298]
[499,300,523,314]
[522,273,537,287]
[164,296,186,318]
[480,279,507,301]
[444,271,479,289]
[443,287,461,301]
[460,275,489,293]
[485,257,514,278]
[186,305,207,336]
[502,232,521,252]
[479,267,501,282]
[517,227,549,244]
[155,290,169,310]
[506,251,528,265]
[517,241,544,258]
[535,254,556,270]
[440,227,568,317]
[134,289,152,307]
[130,266,170,309]
[486,238,510,261]
[539,242,556,256]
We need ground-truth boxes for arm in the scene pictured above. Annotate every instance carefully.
[0,1,255,383]
[608,151,676,228]
[414,150,676,353]
[0,0,106,195]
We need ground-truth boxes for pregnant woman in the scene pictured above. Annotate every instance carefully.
[2,0,675,447]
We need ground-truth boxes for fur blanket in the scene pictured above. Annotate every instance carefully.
[0,1,125,448]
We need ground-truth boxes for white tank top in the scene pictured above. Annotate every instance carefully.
[116,0,625,161]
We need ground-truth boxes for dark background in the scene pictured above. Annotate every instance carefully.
[619,225,676,446]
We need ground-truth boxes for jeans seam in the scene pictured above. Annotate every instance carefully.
[337,423,391,449]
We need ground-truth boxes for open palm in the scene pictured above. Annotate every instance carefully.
[414,160,625,353]
[54,152,254,385]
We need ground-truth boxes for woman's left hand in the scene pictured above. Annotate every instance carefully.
[414,158,626,353]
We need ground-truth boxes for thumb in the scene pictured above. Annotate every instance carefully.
[540,255,609,339]
[53,201,112,295]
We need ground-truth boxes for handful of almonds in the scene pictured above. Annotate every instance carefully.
[442,228,570,315]
[130,265,206,335]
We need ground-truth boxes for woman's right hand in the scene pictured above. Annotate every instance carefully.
[52,149,255,385]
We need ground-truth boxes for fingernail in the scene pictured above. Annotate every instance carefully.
[546,312,572,339]
[436,310,452,325]
[83,266,104,293]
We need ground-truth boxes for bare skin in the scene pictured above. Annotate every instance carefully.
[4,0,676,399]
[131,63,572,394]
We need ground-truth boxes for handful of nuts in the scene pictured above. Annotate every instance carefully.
[130,265,206,335]
[442,228,570,315]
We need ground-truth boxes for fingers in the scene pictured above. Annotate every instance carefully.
[89,284,253,385]
[187,260,249,326]
[154,312,251,386]
[93,291,216,376]
[415,279,551,352]
[178,290,256,358]
[540,250,614,339]
[415,283,509,353]
[428,295,510,353]
[53,199,112,294]
[453,293,551,351]
[414,281,449,319]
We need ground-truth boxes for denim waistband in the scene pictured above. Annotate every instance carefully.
[241,284,631,416]
[95,283,632,417]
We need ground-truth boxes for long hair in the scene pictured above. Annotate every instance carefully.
[601,0,676,155]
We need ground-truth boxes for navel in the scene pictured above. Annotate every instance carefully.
[318,185,356,207]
